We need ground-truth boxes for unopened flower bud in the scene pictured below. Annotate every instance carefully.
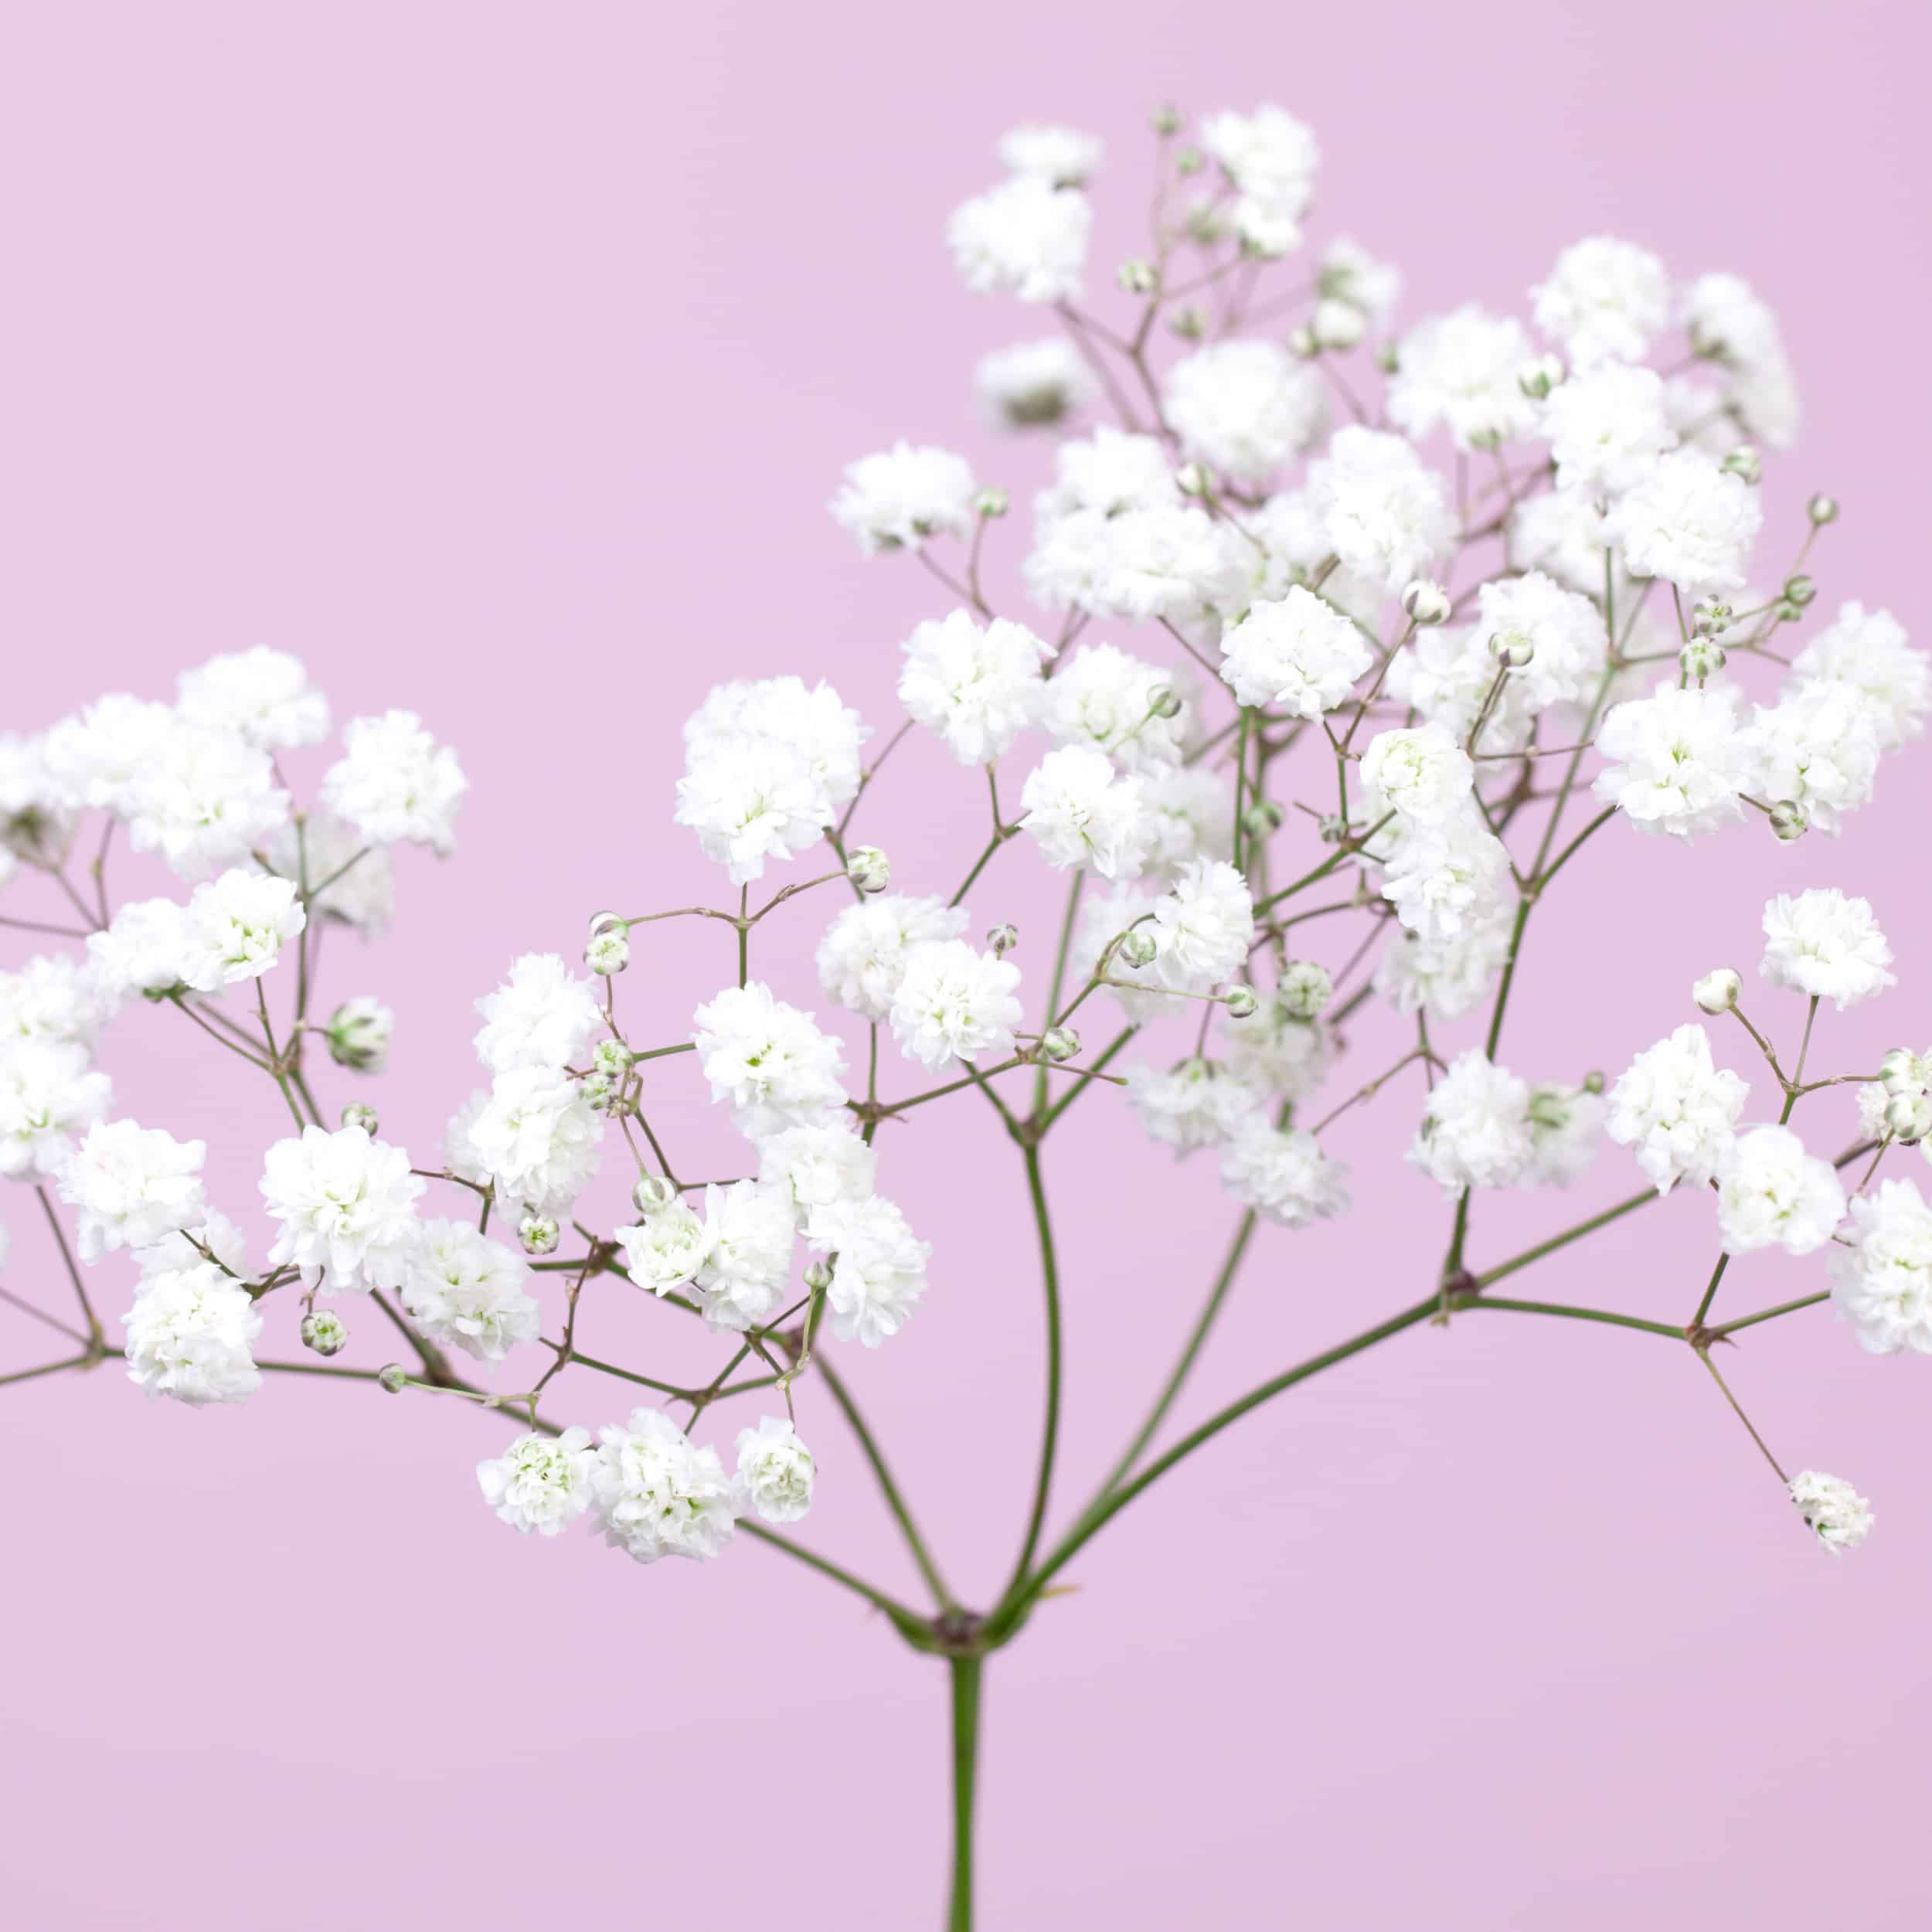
[1693,968,1742,1015]
[1116,257,1157,294]
[1783,573,1816,608]
[326,997,393,1073]
[986,922,1019,957]
[1174,145,1203,175]
[1151,104,1182,136]
[803,1260,834,1293]
[631,1174,678,1216]
[1582,1070,1607,1096]
[1720,446,1763,485]
[1039,1026,1081,1063]
[1311,298,1366,351]
[1879,1048,1923,1096]
[1517,353,1563,400]
[1116,928,1158,969]
[1489,628,1535,669]
[1317,812,1349,845]
[594,1039,634,1079]
[1401,579,1451,626]
[1168,304,1208,340]
[585,930,630,975]
[1806,493,1838,526]
[1886,1093,1932,1145]
[1286,322,1318,359]
[519,1213,560,1256]
[588,910,627,940]
[301,1311,348,1357]
[1679,639,1727,682]
[1223,985,1259,1019]
[1768,798,1808,842]
[1243,798,1285,841]
[1278,960,1332,1019]
[1175,461,1213,498]
[378,1364,410,1395]
[340,1101,379,1136]
[1691,599,1733,638]
[1145,682,1184,719]
[846,845,891,894]
[1374,341,1400,375]
[973,485,1009,519]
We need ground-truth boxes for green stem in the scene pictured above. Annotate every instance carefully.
[1691,1252,1731,1328]
[947,1655,983,1932]
[988,1293,1441,1639]
[1473,1186,1654,1288]
[1457,1295,1682,1339]
[1099,1210,1257,1494]
[997,1144,1063,1609]
[1035,1026,1135,1134]
[1711,1290,1829,1337]
[818,1356,956,1611]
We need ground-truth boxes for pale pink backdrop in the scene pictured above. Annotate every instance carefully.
[2,4,1927,1927]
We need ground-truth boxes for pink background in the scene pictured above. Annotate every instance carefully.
[2,4,1927,1926]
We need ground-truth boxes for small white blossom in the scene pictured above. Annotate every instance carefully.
[947,175,1090,304]
[1525,1083,1604,1189]
[815,894,969,1023]
[1606,1024,1747,1194]
[1219,587,1372,716]
[56,1118,206,1264]
[1126,1057,1265,1155]
[1019,743,1154,879]
[1151,859,1253,991]
[1040,641,1191,770]
[899,609,1052,766]
[1162,340,1326,487]
[1591,682,1747,840]
[806,1194,931,1348]
[692,982,847,1132]
[402,1219,540,1362]
[260,1123,424,1292]
[831,440,978,554]
[590,1409,738,1565]
[1760,889,1894,1010]
[1302,427,1455,594]
[734,1416,817,1525]
[1531,236,1670,368]
[1541,362,1675,495]
[1738,679,1881,836]
[1714,1125,1845,1256]
[1604,448,1761,596]
[616,1200,709,1294]
[321,710,466,855]
[122,1260,262,1406]
[125,723,291,881]
[1361,724,1475,826]
[692,1179,797,1332]
[465,1066,604,1218]
[1221,1116,1351,1226]
[182,868,305,986]
[1787,1470,1873,1555]
[0,1039,111,1179]
[1791,603,1927,751]
[477,1427,597,1536]
[975,336,1097,430]
[889,938,1022,1071]
[1386,305,1539,451]
[1830,1179,1932,1354]
[175,647,329,750]
[474,953,605,1075]
[1407,1052,1536,1195]
[756,1120,878,1220]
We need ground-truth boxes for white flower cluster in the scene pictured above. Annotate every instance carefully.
[10,100,1923,1666]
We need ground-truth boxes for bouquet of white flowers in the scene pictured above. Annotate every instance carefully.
[4,100,1924,1929]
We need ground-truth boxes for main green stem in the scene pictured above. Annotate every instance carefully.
[947,1655,983,1932]
[998,1145,1063,1607]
